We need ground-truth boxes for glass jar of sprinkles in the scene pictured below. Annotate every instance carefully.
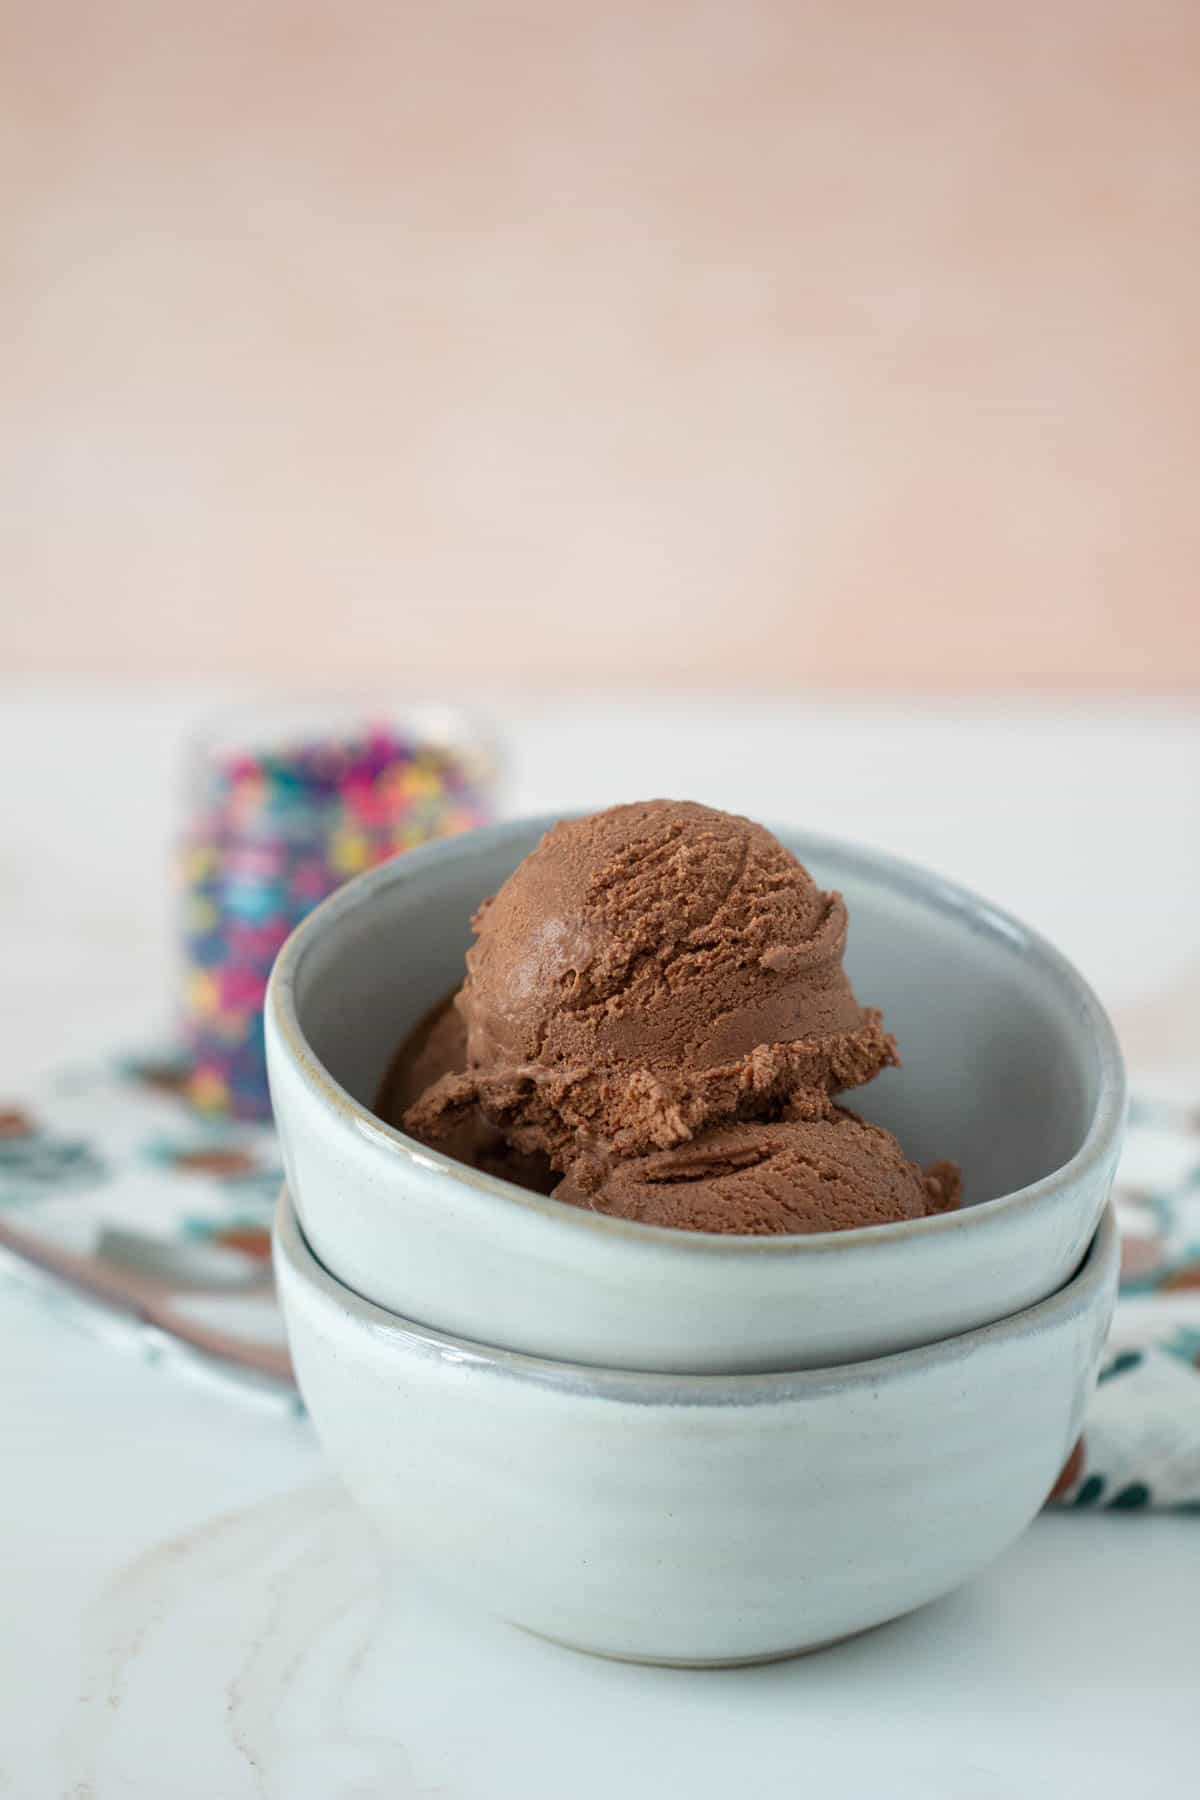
[180,703,497,1120]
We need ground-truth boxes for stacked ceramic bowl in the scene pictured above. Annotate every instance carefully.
[266,818,1124,1666]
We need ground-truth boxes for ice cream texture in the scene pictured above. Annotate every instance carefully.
[376,994,556,1196]
[553,1113,962,1234]
[397,799,960,1233]
[405,801,896,1173]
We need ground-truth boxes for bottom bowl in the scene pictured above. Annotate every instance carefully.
[275,1191,1118,1667]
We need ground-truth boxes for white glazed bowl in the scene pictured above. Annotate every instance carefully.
[276,1189,1118,1666]
[265,816,1125,1374]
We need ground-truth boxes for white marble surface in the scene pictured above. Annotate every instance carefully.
[1,689,1198,1797]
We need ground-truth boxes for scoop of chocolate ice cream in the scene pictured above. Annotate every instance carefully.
[406,800,895,1176]
[552,1113,961,1235]
[377,995,556,1195]
[378,993,471,1118]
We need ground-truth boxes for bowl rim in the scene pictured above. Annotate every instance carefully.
[266,812,1127,1257]
[275,1186,1118,1403]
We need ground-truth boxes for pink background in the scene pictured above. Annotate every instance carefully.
[3,1,1199,690]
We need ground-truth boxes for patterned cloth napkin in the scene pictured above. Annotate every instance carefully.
[0,1056,293,1409]
[2,1060,1198,1504]
[1051,1092,1200,1512]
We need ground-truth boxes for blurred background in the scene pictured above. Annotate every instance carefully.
[3,0,1199,690]
[2,0,1198,1078]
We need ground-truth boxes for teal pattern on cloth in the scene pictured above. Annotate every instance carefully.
[0,1059,295,1412]
[2,1065,1200,1499]
[1050,1093,1200,1512]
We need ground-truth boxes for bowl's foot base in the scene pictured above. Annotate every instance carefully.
[514,1615,892,1669]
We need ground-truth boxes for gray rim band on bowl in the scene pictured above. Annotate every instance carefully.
[276,1188,1118,1408]
[266,814,1127,1255]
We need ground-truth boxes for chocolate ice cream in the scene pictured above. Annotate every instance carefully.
[379,992,470,1119]
[396,798,961,1234]
[552,1113,962,1234]
[406,800,896,1182]
[377,993,556,1195]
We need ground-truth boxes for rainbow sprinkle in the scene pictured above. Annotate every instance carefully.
[181,720,493,1119]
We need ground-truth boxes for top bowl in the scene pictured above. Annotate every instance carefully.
[265,815,1125,1373]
